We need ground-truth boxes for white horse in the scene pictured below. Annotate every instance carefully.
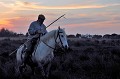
[16,27,69,77]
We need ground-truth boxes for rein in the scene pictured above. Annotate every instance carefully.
[42,41,56,50]
[41,29,64,51]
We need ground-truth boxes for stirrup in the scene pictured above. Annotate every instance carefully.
[20,63,26,68]
[20,64,27,72]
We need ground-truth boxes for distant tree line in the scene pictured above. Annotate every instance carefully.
[68,33,120,39]
[103,33,120,39]
[0,28,24,37]
[0,28,120,39]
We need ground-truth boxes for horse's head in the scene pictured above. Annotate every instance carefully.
[55,26,69,50]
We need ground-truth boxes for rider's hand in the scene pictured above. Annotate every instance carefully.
[36,30,42,34]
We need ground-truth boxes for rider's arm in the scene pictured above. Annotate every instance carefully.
[43,24,48,34]
[28,22,36,35]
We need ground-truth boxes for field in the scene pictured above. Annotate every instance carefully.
[0,38,120,79]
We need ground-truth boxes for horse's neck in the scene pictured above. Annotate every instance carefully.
[43,37,56,49]
[32,37,55,61]
[40,30,57,48]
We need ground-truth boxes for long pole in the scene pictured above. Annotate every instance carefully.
[46,14,65,28]
[9,14,66,56]
[8,34,38,56]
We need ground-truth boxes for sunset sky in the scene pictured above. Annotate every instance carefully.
[0,0,120,35]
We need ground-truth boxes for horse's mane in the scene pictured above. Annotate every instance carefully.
[40,28,66,42]
[40,30,57,42]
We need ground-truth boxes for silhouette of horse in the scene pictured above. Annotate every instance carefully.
[16,27,69,78]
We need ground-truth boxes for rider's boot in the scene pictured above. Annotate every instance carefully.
[20,49,30,68]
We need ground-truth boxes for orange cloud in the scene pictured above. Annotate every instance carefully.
[0,20,9,25]
[0,15,37,33]
[0,19,13,29]
[78,14,88,17]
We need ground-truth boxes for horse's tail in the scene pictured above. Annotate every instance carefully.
[16,45,25,65]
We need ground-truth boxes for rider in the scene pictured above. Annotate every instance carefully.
[24,14,47,65]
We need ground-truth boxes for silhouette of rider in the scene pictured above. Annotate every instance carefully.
[23,14,47,66]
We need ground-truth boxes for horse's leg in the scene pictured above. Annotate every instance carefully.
[45,62,51,78]
[38,62,45,77]
[15,63,20,77]
[19,62,26,73]
[28,64,35,75]
[15,61,24,79]
[32,67,35,75]
[27,64,35,79]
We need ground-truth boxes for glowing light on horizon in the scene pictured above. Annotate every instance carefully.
[0,0,120,34]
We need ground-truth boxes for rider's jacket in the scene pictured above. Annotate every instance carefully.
[28,21,47,39]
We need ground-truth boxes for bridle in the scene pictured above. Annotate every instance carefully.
[42,29,65,50]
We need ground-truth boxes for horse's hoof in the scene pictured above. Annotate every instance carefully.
[19,66,23,73]
[46,75,48,78]
[42,72,45,77]
[43,76,48,79]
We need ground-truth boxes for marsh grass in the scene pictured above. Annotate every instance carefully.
[0,38,120,79]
